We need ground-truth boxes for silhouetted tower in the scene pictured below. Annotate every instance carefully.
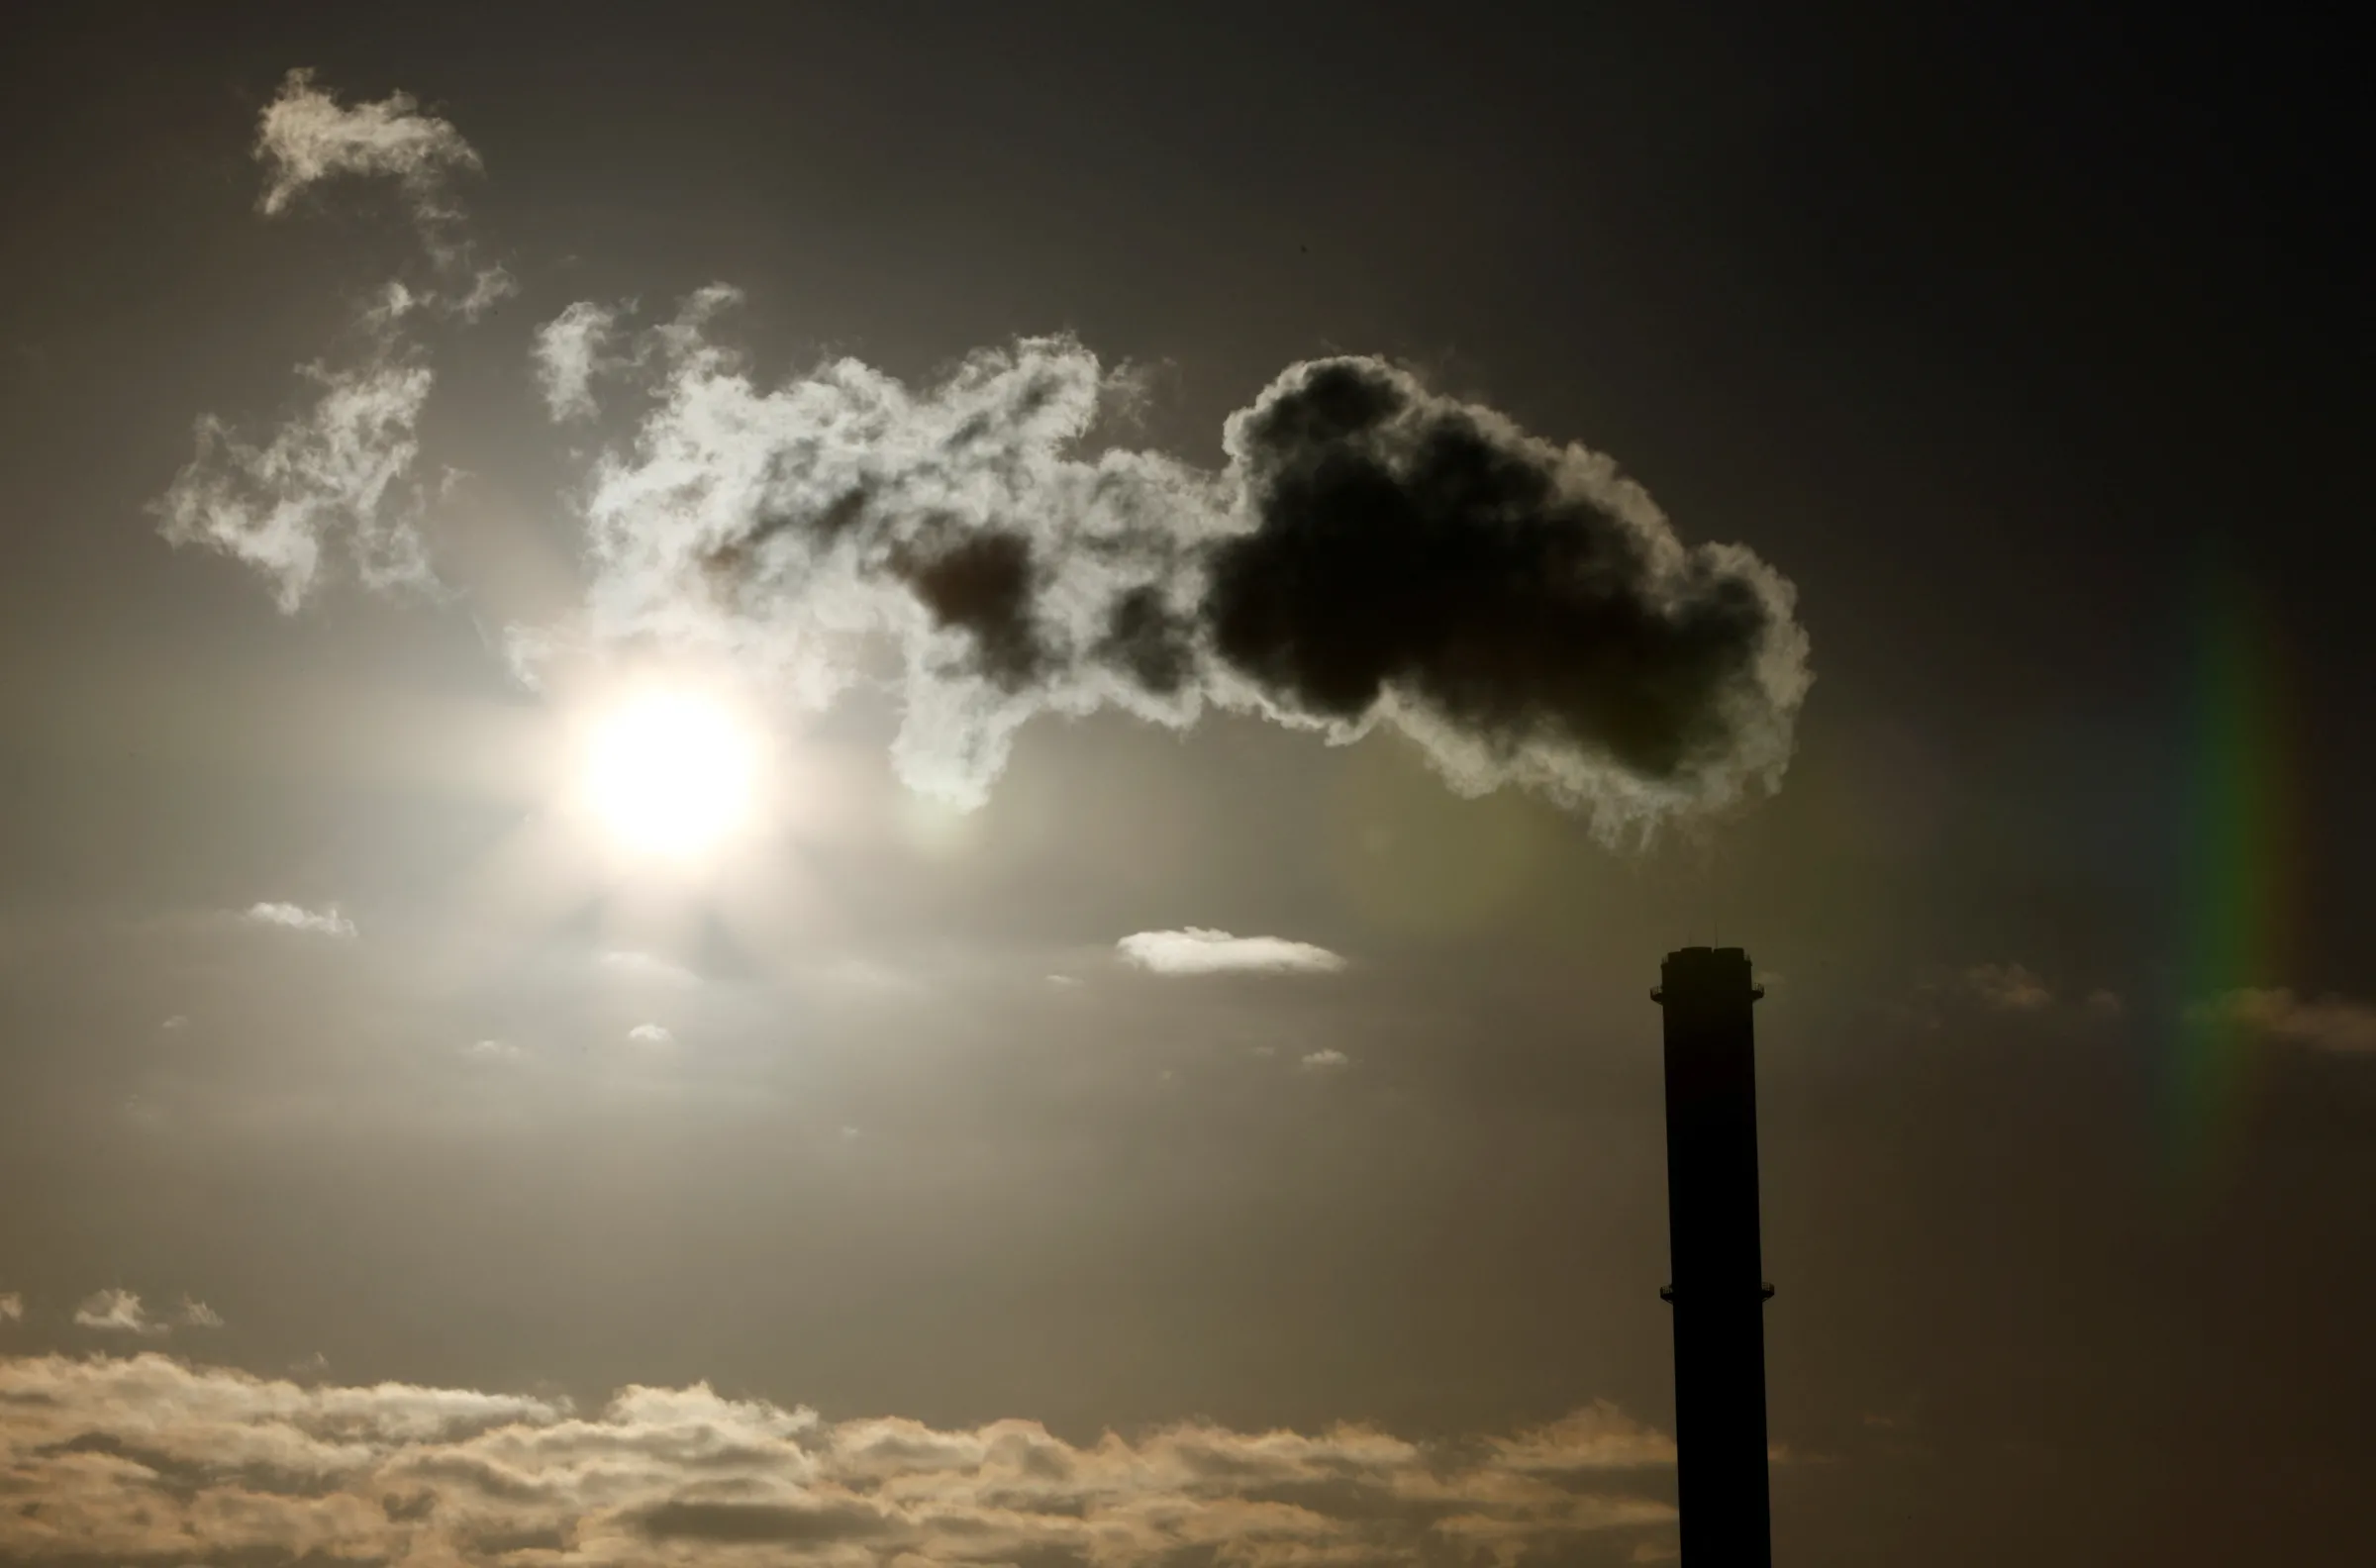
[1653,946,1773,1567]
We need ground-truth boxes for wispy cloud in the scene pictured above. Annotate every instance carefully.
[157,69,510,612]
[255,66,500,298]
[2197,988,2376,1055]
[71,1291,167,1337]
[627,1023,674,1045]
[177,1299,225,1329]
[1300,1048,1351,1072]
[244,901,357,939]
[1960,962,2053,1012]
[599,948,701,986]
[533,300,628,421]
[1118,928,1347,977]
[0,1353,1674,1566]
[0,1293,21,1324]
[155,312,436,611]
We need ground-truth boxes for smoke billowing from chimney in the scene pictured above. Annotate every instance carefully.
[545,293,1812,839]
[156,69,1814,842]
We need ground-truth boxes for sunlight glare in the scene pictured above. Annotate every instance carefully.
[581,687,759,859]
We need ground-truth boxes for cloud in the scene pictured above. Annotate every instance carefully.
[1118,928,1348,976]
[254,67,489,278]
[546,294,1810,838]
[179,1300,226,1329]
[156,70,512,612]
[627,1023,674,1045]
[154,303,436,612]
[0,1293,20,1324]
[72,1291,167,1337]
[174,79,1813,833]
[599,948,701,986]
[2198,988,2376,1055]
[1960,962,2053,1012]
[0,1353,1674,1566]
[465,1038,525,1063]
[534,300,627,421]
[243,901,357,938]
[1300,1048,1351,1072]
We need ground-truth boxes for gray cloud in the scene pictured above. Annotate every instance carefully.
[1118,929,1348,977]
[243,901,357,939]
[0,1293,20,1324]
[0,1353,1674,1566]
[2199,988,2376,1055]
[544,293,1810,839]
[1960,962,2053,1013]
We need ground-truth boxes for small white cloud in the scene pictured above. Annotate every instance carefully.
[1117,928,1346,977]
[2199,988,2376,1055]
[1300,1048,1350,1072]
[533,301,624,421]
[626,1023,673,1045]
[244,901,357,939]
[160,1015,192,1031]
[0,1292,22,1323]
[178,1299,225,1329]
[1960,962,2052,1012]
[1044,973,1084,988]
[598,948,699,986]
[73,1289,165,1336]
[254,67,483,235]
[464,1038,524,1062]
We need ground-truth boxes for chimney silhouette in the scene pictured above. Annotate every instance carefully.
[1653,945,1773,1566]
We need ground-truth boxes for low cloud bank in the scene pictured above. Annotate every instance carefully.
[0,1353,1673,1566]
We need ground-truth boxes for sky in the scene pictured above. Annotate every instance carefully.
[1,5,2371,1565]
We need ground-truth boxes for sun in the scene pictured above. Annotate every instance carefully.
[578,686,761,859]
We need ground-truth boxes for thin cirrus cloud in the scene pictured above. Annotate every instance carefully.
[2198,988,2376,1055]
[69,1291,220,1336]
[1117,928,1348,977]
[243,901,357,938]
[0,1352,1675,1567]
[599,948,701,986]
[155,69,511,614]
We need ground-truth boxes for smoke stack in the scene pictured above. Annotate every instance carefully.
[1654,946,1773,1566]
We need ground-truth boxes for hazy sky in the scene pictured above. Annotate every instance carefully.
[2,7,2370,1566]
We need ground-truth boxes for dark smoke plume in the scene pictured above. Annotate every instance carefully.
[540,294,1810,838]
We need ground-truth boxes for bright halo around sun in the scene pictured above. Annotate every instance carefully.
[578,686,762,861]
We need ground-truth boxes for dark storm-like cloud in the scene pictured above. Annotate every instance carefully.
[0,1353,1675,1565]
[546,295,1810,838]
